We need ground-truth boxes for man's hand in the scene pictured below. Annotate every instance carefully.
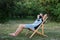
[37,15,40,19]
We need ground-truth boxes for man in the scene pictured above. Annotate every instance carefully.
[9,13,46,36]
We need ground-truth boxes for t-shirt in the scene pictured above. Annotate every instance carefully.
[33,18,43,27]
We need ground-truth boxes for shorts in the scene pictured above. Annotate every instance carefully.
[24,24,37,30]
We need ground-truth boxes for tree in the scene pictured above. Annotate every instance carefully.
[0,0,15,23]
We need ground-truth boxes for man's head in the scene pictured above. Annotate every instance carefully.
[38,13,43,19]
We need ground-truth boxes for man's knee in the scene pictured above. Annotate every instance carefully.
[19,24,25,28]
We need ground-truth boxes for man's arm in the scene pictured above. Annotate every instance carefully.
[37,15,40,19]
[43,14,47,20]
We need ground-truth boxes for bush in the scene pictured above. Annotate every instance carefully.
[0,0,60,23]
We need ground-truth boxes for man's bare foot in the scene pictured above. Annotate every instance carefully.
[9,33,16,37]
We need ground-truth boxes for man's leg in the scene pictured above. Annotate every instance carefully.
[9,24,25,36]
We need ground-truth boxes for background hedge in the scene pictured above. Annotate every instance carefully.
[0,0,60,23]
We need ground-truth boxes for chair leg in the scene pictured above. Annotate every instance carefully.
[29,24,42,38]
[29,30,48,38]
[29,29,42,38]
[29,30,38,38]
[42,24,44,35]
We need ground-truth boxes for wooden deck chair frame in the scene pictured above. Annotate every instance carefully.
[25,15,48,38]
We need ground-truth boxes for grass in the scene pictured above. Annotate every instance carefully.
[0,19,60,40]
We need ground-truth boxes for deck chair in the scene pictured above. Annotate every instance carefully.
[25,15,48,38]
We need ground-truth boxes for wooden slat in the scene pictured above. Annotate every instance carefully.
[29,17,48,38]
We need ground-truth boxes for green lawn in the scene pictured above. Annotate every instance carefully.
[0,19,60,40]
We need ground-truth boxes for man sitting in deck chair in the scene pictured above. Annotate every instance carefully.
[9,13,47,36]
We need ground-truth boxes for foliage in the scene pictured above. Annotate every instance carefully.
[0,0,60,23]
[0,0,15,23]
